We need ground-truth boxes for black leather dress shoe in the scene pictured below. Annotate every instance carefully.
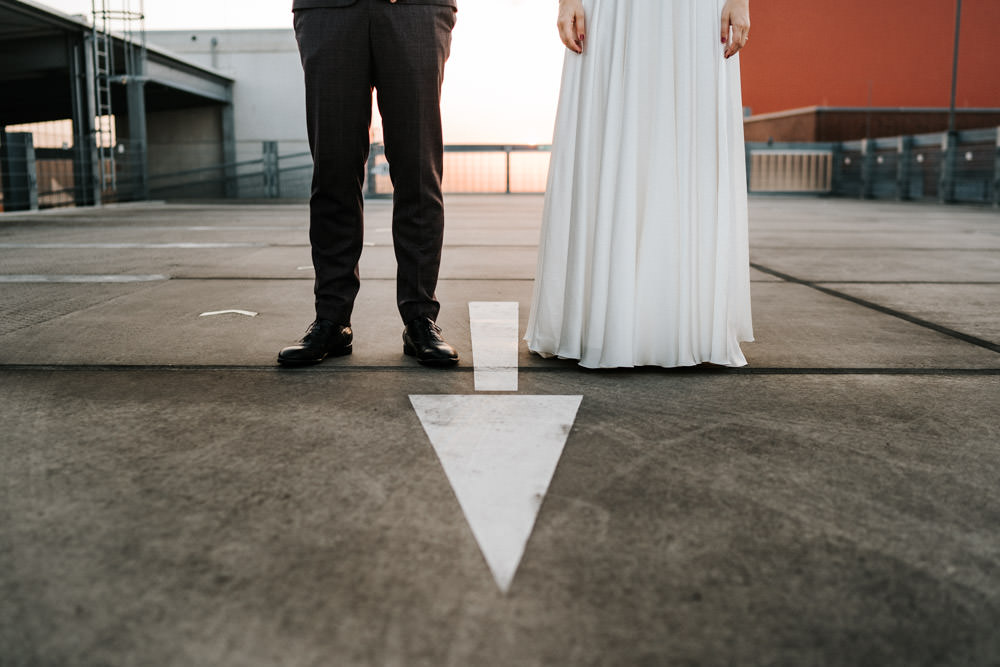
[277,319,352,366]
[403,317,459,367]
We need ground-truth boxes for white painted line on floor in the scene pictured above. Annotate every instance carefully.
[469,301,519,392]
[410,394,583,594]
[181,226,299,231]
[10,226,300,232]
[0,274,169,283]
[0,242,263,249]
[199,309,258,318]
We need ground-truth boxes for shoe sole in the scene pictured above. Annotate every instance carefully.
[403,343,459,367]
[277,345,352,367]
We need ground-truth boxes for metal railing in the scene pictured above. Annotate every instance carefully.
[4,130,1000,212]
[747,127,1000,206]
[0,132,149,211]
[366,144,552,197]
[145,144,313,200]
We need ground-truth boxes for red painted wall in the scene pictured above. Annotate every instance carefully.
[739,0,1000,114]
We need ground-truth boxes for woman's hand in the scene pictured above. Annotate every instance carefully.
[558,0,587,54]
[721,0,750,59]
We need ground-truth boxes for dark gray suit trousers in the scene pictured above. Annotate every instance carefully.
[292,0,457,325]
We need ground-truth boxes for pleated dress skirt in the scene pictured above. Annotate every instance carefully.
[525,0,754,368]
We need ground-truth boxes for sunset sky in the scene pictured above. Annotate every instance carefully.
[35,0,568,144]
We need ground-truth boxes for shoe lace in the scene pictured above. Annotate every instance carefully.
[410,318,442,339]
[303,320,330,340]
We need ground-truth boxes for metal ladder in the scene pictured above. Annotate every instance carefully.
[90,0,146,196]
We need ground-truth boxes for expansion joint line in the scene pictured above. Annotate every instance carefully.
[750,262,1000,355]
[1,364,999,375]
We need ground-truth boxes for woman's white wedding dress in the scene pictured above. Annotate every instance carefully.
[525,0,754,368]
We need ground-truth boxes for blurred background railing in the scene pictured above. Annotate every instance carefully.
[2,127,999,211]
[368,144,552,197]
[747,127,1000,205]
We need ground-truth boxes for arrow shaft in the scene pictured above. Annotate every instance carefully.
[469,302,519,392]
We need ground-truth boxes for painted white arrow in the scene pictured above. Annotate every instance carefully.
[411,394,581,593]
[411,301,582,593]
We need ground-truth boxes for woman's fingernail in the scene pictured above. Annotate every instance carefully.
[579,34,585,41]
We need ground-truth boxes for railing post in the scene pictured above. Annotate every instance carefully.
[992,127,1000,209]
[504,146,512,194]
[860,138,876,199]
[262,141,279,198]
[939,131,957,203]
[366,143,375,198]
[745,143,753,192]
[221,105,237,198]
[896,136,913,201]
[830,143,843,196]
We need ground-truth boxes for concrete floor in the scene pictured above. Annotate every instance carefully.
[1,195,999,666]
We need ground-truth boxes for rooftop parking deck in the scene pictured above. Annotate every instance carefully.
[1,195,999,666]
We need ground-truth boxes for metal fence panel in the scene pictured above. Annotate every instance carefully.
[749,150,832,193]
[953,140,995,203]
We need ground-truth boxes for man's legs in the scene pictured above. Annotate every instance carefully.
[294,6,373,325]
[370,4,456,324]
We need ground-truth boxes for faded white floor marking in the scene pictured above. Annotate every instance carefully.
[181,226,297,231]
[469,302,520,392]
[36,225,301,232]
[199,309,258,318]
[0,242,262,249]
[410,395,582,593]
[0,274,169,283]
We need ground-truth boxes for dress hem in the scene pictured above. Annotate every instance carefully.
[525,338,754,370]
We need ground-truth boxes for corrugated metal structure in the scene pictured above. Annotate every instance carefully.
[0,0,234,210]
